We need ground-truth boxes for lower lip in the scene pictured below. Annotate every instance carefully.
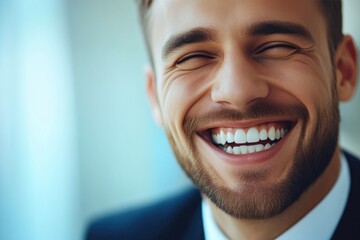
[203,130,291,166]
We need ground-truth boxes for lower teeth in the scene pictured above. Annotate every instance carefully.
[219,143,276,155]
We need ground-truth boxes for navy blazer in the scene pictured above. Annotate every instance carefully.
[86,151,360,240]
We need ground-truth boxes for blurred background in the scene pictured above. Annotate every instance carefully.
[0,0,359,239]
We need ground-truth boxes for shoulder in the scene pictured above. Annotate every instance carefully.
[344,150,360,185]
[343,150,360,210]
[332,150,360,239]
[85,187,203,240]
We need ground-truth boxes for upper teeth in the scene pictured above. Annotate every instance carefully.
[212,127,287,145]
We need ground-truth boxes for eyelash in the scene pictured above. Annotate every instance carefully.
[176,52,215,65]
[255,42,299,54]
[175,42,300,66]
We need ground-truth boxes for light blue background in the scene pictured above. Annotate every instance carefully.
[0,0,359,239]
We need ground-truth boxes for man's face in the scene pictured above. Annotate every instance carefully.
[147,0,341,219]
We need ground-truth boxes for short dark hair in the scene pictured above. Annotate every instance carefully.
[319,0,343,57]
[136,0,343,60]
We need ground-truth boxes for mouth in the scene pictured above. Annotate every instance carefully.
[199,120,295,156]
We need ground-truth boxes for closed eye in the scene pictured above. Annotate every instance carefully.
[176,52,216,70]
[255,42,299,59]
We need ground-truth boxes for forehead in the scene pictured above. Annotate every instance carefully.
[148,0,325,43]
[148,0,324,25]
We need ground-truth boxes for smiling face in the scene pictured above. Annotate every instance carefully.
[145,0,357,219]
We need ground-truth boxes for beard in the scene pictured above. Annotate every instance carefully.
[165,84,340,220]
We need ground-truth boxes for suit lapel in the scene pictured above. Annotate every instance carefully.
[182,198,205,240]
[331,151,360,239]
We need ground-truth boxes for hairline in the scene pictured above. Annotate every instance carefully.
[137,0,343,68]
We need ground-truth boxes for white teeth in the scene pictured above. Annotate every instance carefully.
[247,127,260,143]
[234,129,247,144]
[216,134,221,144]
[248,145,256,153]
[264,143,271,150]
[228,143,277,155]
[255,144,264,152]
[233,146,241,155]
[280,128,285,138]
[275,129,281,140]
[268,127,276,141]
[226,146,233,154]
[240,145,248,154]
[212,125,289,155]
[221,144,277,155]
[213,126,286,145]
[212,134,219,144]
[220,130,226,145]
[226,132,234,143]
[259,128,267,140]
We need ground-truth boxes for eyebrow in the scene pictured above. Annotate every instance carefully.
[162,27,216,60]
[249,21,315,43]
[161,21,314,60]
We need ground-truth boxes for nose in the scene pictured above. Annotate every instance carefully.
[211,51,270,110]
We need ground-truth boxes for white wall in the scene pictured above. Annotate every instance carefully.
[0,0,79,239]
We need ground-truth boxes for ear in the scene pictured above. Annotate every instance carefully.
[335,35,358,102]
[145,65,163,127]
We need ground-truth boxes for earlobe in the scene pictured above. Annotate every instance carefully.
[145,66,163,127]
[335,35,358,102]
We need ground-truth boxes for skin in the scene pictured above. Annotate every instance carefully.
[145,0,358,239]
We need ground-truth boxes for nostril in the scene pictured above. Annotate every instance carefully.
[211,78,270,109]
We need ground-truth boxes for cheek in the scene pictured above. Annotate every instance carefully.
[159,70,213,140]
[269,59,333,115]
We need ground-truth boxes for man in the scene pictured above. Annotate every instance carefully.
[87,0,359,239]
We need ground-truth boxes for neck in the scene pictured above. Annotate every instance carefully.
[206,147,341,240]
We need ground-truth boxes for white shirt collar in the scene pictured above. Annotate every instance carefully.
[202,154,351,240]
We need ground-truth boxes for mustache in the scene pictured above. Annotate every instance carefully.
[184,100,309,136]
